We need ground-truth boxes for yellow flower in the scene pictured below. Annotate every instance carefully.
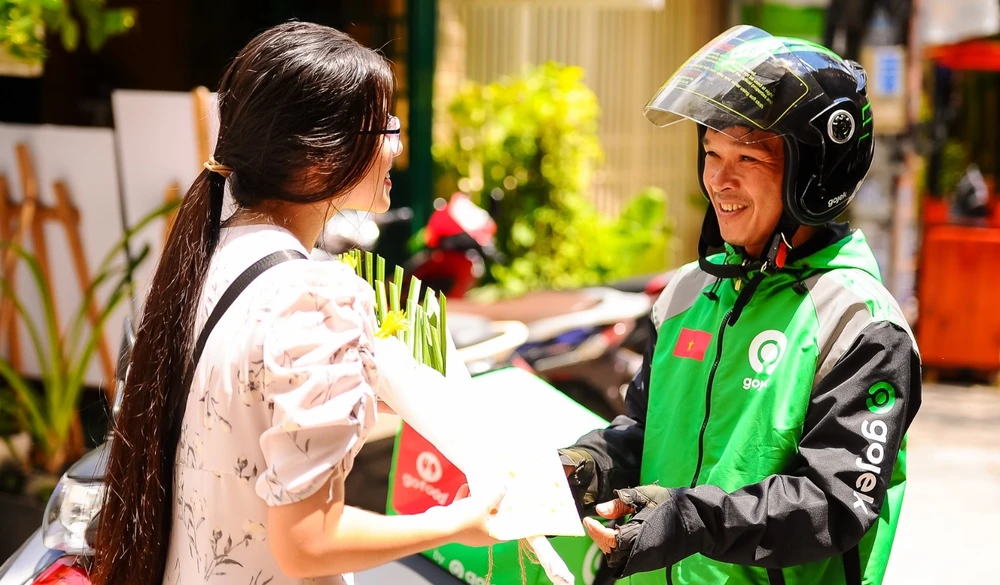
[376,310,410,339]
[339,253,358,271]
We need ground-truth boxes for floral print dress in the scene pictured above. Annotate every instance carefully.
[162,224,379,585]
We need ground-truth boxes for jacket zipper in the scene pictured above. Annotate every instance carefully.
[689,309,733,488]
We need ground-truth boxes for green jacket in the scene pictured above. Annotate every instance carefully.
[567,226,921,585]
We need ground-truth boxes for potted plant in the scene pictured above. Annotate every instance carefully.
[0,0,136,77]
[0,200,175,555]
[433,62,673,298]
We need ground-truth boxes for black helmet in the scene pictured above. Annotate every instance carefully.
[644,25,874,227]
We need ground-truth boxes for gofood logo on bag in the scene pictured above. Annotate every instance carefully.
[393,425,460,513]
[401,450,449,505]
[416,451,444,483]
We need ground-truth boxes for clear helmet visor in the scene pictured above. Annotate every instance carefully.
[644,25,853,145]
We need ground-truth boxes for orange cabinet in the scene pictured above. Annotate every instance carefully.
[917,224,1000,370]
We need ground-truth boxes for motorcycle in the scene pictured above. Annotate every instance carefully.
[405,194,653,420]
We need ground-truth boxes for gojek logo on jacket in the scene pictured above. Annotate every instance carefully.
[853,381,898,516]
[743,330,788,391]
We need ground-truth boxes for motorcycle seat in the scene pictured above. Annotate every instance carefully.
[447,290,600,325]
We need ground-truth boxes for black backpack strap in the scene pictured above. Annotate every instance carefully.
[166,249,307,449]
[767,568,787,585]
[842,546,862,585]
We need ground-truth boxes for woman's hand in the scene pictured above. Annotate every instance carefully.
[376,399,395,415]
[443,484,506,548]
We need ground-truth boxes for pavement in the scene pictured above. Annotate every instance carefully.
[884,382,1000,584]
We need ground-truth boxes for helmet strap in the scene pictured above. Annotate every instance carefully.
[698,207,750,279]
[696,206,802,324]
[697,207,800,279]
[760,213,800,274]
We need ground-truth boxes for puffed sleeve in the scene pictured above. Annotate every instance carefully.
[254,263,379,506]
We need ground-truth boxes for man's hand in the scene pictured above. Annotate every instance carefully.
[558,448,597,515]
[583,484,673,570]
[583,500,633,552]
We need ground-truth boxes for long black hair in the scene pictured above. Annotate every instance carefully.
[93,22,394,585]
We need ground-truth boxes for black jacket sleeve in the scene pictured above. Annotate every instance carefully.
[616,320,921,576]
[560,318,656,511]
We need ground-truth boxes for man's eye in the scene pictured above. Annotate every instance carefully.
[740,155,758,163]
[705,151,719,158]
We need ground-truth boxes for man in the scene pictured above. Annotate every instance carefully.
[559,26,921,585]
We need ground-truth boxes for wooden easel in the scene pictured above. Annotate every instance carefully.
[0,144,116,401]
[0,146,43,375]
[160,87,214,245]
[193,86,213,167]
[163,181,180,246]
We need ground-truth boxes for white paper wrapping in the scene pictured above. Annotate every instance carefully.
[371,305,580,583]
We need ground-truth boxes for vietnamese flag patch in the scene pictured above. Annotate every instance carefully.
[673,328,712,361]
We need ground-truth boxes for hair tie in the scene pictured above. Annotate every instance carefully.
[203,156,234,179]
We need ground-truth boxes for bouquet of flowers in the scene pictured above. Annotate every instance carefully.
[344,250,581,584]
[342,249,448,372]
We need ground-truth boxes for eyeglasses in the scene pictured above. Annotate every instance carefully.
[362,115,403,156]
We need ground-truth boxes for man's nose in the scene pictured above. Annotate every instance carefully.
[707,162,738,192]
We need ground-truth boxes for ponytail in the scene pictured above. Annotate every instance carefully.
[93,168,226,585]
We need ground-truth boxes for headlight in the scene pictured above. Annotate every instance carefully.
[41,477,105,554]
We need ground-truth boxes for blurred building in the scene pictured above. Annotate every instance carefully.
[434,0,727,263]
[11,0,994,278]
[0,0,432,267]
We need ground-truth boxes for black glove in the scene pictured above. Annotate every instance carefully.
[604,484,673,572]
[558,447,598,516]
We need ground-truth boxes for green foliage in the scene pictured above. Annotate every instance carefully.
[937,139,969,198]
[433,62,672,297]
[481,187,672,298]
[0,201,175,474]
[0,381,19,437]
[1,0,135,63]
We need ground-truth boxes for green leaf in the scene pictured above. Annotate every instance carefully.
[405,298,417,352]
[375,283,388,326]
[67,267,138,423]
[388,282,400,314]
[39,0,67,11]
[0,276,50,387]
[407,275,421,312]
[64,246,146,364]
[0,359,47,453]
[510,222,535,247]
[393,266,404,299]
[102,8,137,36]
[438,294,447,370]
[59,19,78,51]
[0,243,65,414]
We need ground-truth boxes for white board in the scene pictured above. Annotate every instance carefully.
[110,89,221,315]
[0,123,128,389]
[919,0,1000,46]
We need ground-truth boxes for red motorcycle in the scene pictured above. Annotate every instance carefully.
[404,194,653,420]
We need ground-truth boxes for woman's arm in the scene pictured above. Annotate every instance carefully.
[268,476,498,578]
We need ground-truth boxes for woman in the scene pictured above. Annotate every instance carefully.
[94,22,499,585]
